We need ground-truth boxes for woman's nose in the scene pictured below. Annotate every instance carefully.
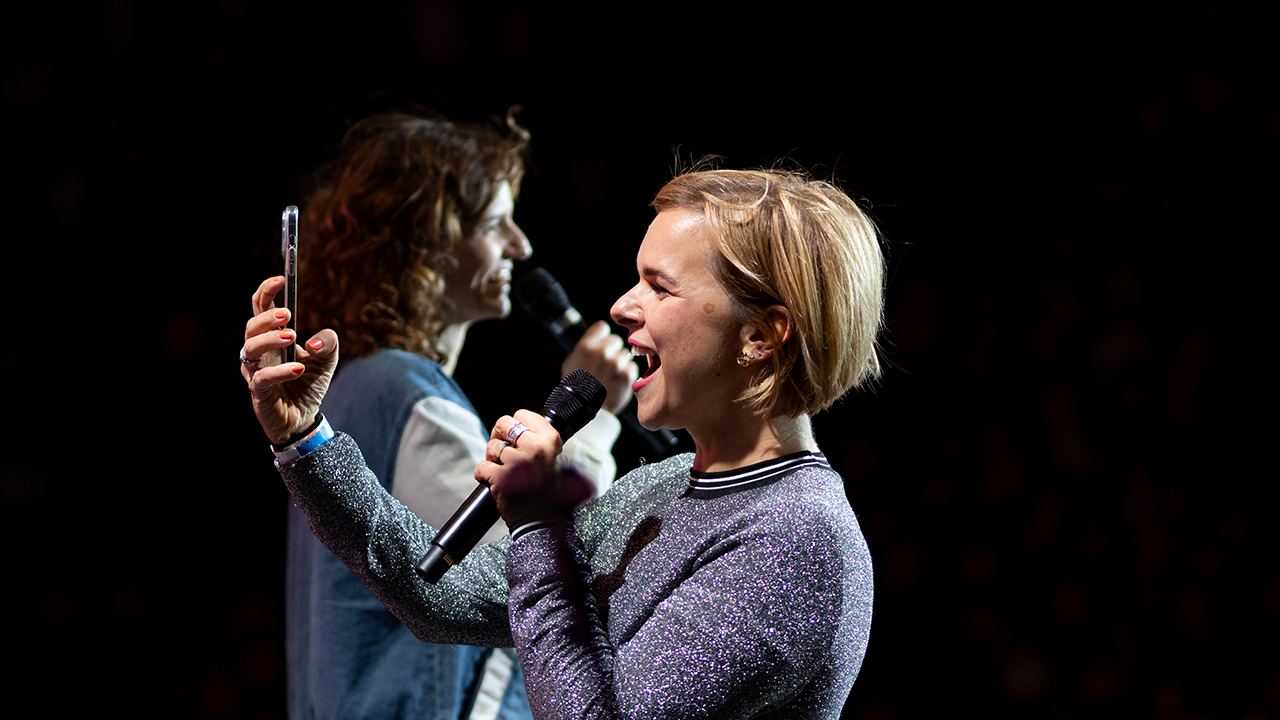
[504,222,532,260]
[610,284,642,327]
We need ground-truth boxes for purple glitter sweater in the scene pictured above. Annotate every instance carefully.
[280,432,873,720]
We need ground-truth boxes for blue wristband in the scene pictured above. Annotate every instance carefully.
[272,415,335,464]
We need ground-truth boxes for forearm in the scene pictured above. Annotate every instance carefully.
[279,432,514,647]
[506,528,619,720]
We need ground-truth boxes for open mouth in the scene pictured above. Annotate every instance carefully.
[486,267,512,287]
[480,268,513,300]
[632,345,660,380]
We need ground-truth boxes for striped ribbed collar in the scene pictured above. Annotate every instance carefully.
[684,451,829,499]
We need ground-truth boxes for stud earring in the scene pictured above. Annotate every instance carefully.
[737,350,762,367]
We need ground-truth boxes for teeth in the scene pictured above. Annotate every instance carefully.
[489,268,512,284]
[631,345,659,379]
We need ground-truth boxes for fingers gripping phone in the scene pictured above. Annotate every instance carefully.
[281,206,299,363]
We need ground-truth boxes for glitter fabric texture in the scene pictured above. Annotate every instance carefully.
[282,435,873,719]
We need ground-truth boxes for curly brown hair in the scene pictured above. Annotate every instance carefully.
[297,112,528,362]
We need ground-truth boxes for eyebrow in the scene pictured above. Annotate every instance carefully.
[640,266,676,284]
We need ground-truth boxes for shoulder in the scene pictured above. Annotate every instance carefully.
[572,453,694,542]
[329,349,470,409]
[611,453,696,497]
[759,462,863,537]
[338,349,446,385]
[712,459,868,573]
[324,350,479,476]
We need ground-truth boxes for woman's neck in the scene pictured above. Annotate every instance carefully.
[689,413,817,473]
[435,322,472,377]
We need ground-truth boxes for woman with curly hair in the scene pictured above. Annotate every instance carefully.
[284,112,635,720]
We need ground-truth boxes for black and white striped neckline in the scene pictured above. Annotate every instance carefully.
[684,451,829,499]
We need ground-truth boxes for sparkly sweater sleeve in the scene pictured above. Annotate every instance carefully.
[503,463,867,720]
[278,432,515,647]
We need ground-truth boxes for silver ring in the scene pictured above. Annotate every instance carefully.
[240,347,259,367]
[507,422,528,444]
[495,441,512,464]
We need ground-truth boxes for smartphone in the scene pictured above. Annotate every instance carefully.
[281,205,299,362]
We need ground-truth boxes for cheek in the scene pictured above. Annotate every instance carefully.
[478,239,503,270]
[654,307,699,349]
[456,247,494,288]
[450,243,479,278]
[453,234,501,277]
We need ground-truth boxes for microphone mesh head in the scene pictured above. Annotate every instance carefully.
[541,369,606,441]
[513,268,573,323]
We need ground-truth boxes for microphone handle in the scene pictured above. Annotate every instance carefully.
[417,368,606,584]
[416,398,676,585]
[417,405,559,584]
[547,323,680,457]
[416,485,497,584]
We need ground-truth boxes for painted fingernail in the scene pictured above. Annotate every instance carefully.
[274,309,288,319]
[279,331,294,340]
[308,339,324,350]
[291,364,304,375]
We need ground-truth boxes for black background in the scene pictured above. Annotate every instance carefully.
[4,1,1277,718]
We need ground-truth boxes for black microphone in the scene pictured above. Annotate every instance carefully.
[512,268,680,456]
[415,369,606,584]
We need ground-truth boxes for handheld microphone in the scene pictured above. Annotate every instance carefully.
[512,268,680,456]
[415,369,606,584]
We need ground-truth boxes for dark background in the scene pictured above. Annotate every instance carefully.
[4,1,1276,718]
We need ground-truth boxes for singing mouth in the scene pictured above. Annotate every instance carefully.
[631,344,660,379]
[486,267,512,286]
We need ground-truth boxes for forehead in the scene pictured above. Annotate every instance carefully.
[480,181,514,218]
[638,210,716,274]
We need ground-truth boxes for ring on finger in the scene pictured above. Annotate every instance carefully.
[495,441,512,465]
[240,347,260,367]
[507,422,528,444]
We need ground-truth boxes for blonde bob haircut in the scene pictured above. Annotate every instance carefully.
[651,169,885,419]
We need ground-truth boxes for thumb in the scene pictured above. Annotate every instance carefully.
[300,329,340,369]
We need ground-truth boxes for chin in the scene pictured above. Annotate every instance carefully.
[472,296,510,322]
[635,404,672,433]
[633,404,657,431]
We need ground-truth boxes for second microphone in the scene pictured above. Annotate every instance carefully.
[512,268,680,456]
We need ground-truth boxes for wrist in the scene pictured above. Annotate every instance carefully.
[281,414,322,446]
[272,414,334,463]
[509,517,573,543]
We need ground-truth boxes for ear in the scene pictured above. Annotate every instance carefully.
[738,305,792,365]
